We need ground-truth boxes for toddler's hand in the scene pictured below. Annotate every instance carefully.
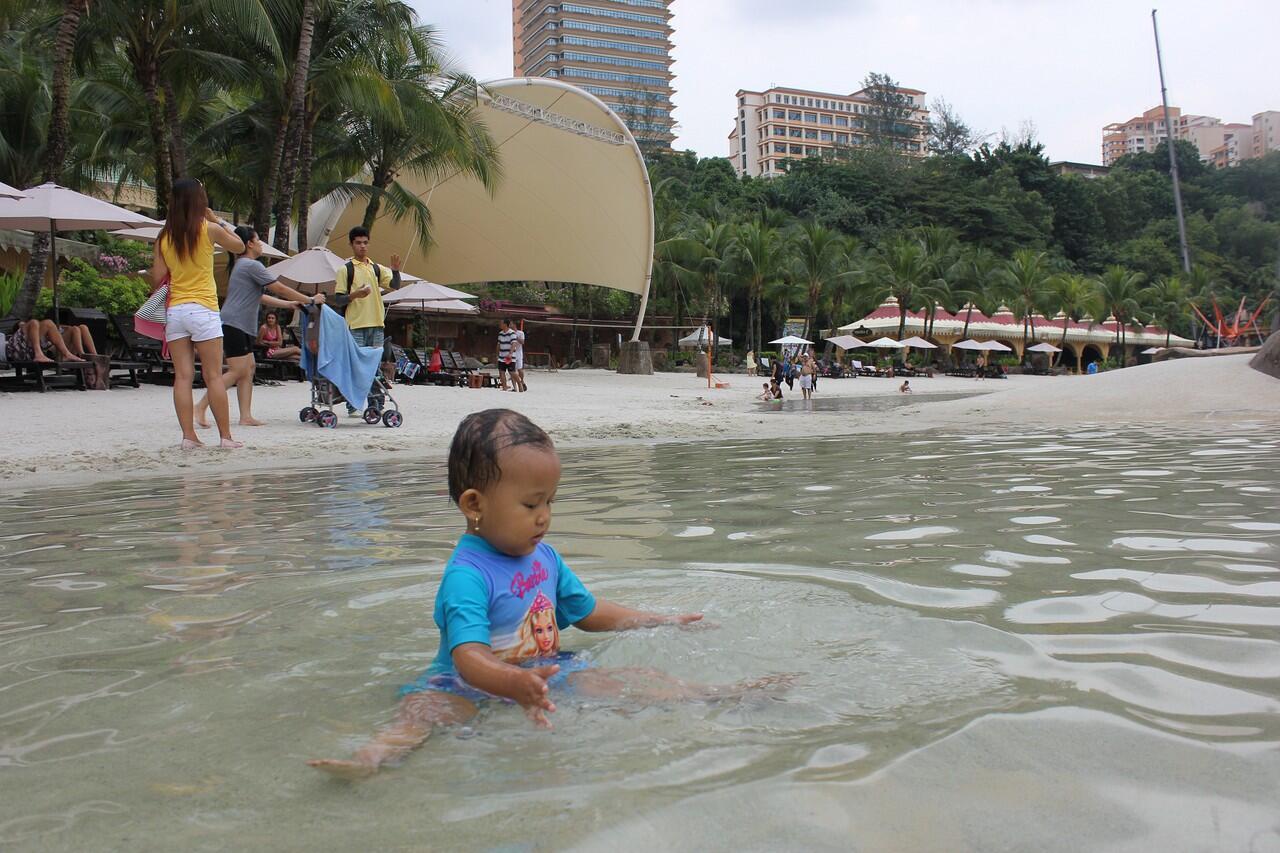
[513,664,559,728]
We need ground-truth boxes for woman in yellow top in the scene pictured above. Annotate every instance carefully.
[151,178,246,449]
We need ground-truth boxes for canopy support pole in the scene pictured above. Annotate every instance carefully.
[629,271,651,342]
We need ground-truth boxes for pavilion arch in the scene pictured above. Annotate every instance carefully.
[306,77,655,338]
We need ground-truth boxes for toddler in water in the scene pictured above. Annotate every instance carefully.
[758,382,773,401]
[309,409,787,779]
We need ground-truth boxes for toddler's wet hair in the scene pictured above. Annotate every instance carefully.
[448,409,555,502]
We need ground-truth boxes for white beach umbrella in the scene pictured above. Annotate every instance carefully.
[1027,342,1062,353]
[899,335,937,349]
[113,222,289,259]
[387,298,478,316]
[981,340,1013,352]
[769,334,814,345]
[866,336,905,348]
[677,328,732,347]
[266,245,348,290]
[0,181,27,200]
[952,339,985,350]
[0,182,158,317]
[383,279,477,303]
[824,334,868,350]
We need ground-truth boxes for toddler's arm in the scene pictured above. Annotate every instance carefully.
[574,598,702,632]
[453,642,560,727]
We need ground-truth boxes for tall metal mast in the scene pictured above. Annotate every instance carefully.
[1152,9,1192,274]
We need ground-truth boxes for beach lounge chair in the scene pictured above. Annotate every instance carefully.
[0,319,94,392]
[109,313,171,383]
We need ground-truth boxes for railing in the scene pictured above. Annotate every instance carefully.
[524,351,557,371]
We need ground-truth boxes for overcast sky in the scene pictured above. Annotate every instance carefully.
[413,0,1278,164]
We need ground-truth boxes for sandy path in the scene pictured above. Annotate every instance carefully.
[2,355,1275,489]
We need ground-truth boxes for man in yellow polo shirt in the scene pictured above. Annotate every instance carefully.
[335,225,401,415]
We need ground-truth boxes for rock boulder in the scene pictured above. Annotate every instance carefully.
[1249,330,1280,380]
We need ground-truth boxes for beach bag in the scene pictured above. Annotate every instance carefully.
[134,280,169,341]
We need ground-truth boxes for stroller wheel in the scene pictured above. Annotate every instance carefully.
[318,410,339,429]
[382,409,403,428]
[363,407,382,425]
[300,406,318,423]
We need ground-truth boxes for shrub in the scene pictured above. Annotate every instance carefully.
[0,271,19,316]
[96,235,153,273]
[35,259,151,317]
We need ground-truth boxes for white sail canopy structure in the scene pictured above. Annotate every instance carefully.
[307,77,655,337]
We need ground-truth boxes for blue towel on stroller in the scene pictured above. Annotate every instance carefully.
[301,305,383,410]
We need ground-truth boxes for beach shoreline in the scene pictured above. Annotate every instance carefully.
[5,354,1277,491]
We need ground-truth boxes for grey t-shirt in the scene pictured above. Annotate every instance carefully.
[220,259,278,335]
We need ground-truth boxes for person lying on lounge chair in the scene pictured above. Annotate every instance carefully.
[4,318,84,364]
[60,322,98,357]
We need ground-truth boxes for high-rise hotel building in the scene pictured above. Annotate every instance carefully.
[729,85,929,178]
[513,1,676,149]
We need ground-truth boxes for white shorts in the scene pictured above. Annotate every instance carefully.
[514,352,524,371]
[165,302,223,343]
[800,374,813,390]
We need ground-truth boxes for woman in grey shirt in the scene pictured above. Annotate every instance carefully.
[195,226,323,427]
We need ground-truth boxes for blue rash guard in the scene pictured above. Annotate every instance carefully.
[401,534,597,698]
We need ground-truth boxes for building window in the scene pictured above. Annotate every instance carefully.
[835,116,848,127]
[790,144,803,153]
[820,131,833,141]
[804,113,817,123]
[772,109,785,119]
[788,110,802,121]
[790,128,802,137]
[774,143,786,153]
[836,133,849,144]
[772,126,785,135]
[804,129,817,139]
[820,114,833,125]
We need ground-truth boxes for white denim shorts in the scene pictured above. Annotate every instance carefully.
[165,302,223,343]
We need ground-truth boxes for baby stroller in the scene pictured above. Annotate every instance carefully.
[297,304,404,429]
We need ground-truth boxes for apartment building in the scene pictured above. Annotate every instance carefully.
[1253,111,1280,158]
[1103,105,1280,167]
[1207,124,1254,169]
[513,0,676,149]
[1102,106,1185,165]
[729,85,929,178]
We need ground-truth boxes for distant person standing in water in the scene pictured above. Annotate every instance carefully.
[151,178,245,450]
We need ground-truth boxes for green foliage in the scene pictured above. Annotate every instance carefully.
[34,259,150,316]
[0,270,20,316]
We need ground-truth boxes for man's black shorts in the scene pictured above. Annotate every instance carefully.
[497,362,512,372]
[222,325,254,358]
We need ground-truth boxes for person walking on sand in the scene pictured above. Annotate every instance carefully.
[152,178,245,450]
[746,349,757,377]
[512,322,528,392]
[334,226,401,416]
[194,226,322,428]
[496,318,517,391]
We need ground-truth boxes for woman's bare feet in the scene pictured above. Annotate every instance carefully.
[218,438,244,449]
[307,759,377,781]
[238,417,266,427]
[181,438,204,450]
[194,405,211,429]
[32,352,56,364]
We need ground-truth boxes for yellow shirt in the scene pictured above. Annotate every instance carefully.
[158,228,218,311]
[335,257,397,330]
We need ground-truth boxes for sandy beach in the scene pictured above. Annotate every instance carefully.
[3,354,1277,489]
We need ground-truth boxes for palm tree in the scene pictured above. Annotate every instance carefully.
[871,234,931,339]
[954,247,999,339]
[686,217,734,359]
[790,220,847,341]
[320,25,500,251]
[1051,273,1101,371]
[827,236,867,331]
[1144,275,1191,348]
[1097,265,1146,364]
[998,249,1055,355]
[731,219,790,354]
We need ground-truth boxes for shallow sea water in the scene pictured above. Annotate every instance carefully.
[1,427,1279,851]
